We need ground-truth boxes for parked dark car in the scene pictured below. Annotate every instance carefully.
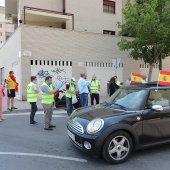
[67,83,170,164]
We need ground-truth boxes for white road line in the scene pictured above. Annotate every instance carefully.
[53,115,68,118]
[0,152,87,163]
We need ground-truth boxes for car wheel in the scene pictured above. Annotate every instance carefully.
[102,131,133,164]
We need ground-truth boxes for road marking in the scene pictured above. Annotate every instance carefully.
[0,152,87,163]
[53,115,68,118]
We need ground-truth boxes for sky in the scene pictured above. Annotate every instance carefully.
[0,0,5,7]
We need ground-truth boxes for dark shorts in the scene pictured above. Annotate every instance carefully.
[7,89,16,98]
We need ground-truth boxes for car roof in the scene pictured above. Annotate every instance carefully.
[123,81,170,90]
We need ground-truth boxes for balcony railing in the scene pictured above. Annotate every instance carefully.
[23,6,74,30]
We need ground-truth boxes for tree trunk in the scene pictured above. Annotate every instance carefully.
[148,64,154,82]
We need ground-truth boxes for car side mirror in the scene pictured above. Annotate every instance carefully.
[152,105,163,112]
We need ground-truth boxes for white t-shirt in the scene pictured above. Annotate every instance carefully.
[125,80,131,85]
[32,84,37,91]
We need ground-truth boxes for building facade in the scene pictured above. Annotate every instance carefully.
[0,0,169,100]
[0,6,5,48]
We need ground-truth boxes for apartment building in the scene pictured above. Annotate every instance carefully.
[0,6,5,48]
[0,6,18,46]
[0,0,168,100]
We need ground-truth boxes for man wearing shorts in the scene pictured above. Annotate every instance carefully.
[6,71,18,111]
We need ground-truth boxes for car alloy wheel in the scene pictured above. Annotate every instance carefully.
[102,131,133,164]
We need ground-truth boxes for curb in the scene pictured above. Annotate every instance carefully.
[2,107,66,114]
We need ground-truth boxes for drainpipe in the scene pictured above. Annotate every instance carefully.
[24,6,26,24]
[72,14,74,30]
[63,0,66,13]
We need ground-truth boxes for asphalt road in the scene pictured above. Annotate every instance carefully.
[0,110,170,170]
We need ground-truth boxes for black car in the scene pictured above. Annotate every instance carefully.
[67,83,170,164]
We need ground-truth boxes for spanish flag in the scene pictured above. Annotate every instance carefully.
[158,70,170,86]
[131,72,143,84]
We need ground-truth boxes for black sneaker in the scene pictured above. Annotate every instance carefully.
[11,107,18,109]
[49,125,56,128]
[30,121,38,125]
[44,127,53,131]
[7,108,12,111]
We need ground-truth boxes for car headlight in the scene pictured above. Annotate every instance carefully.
[86,119,104,134]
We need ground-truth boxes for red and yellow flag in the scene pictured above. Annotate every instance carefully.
[131,72,143,84]
[158,70,170,86]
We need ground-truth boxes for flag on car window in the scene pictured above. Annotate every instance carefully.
[158,70,170,86]
[131,72,143,84]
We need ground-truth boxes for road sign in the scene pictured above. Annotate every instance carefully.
[112,58,121,76]
[112,58,121,69]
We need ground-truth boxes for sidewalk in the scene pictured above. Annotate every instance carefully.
[2,95,109,114]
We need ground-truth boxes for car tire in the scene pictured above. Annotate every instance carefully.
[102,131,133,164]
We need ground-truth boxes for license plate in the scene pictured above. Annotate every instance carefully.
[67,130,75,141]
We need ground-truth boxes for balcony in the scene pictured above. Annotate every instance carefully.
[6,23,17,32]
[21,6,74,30]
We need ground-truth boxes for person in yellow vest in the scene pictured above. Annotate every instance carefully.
[90,76,100,105]
[27,76,39,125]
[41,76,63,131]
[66,77,76,116]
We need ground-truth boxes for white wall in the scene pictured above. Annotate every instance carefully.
[0,27,21,99]
[31,64,72,99]
[87,66,123,96]
[66,0,124,35]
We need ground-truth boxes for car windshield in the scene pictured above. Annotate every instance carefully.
[105,88,147,110]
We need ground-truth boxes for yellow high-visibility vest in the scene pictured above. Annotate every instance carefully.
[41,82,54,104]
[66,83,75,98]
[27,82,37,102]
[116,81,121,85]
[90,80,99,93]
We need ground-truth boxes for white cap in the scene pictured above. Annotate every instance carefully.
[71,77,76,82]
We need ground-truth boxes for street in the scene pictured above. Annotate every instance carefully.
[0,110,170,170]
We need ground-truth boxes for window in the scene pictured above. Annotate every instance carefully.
[0,32,2,36]
[147,90,170,108]
[103,0,115,14]
[6,32,12,37]
[103,30,115,35]
[0,24,2,27]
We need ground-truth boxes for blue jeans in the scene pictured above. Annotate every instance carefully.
[66,97,73,115]
[80,93,88,107]
[30,102,37,123]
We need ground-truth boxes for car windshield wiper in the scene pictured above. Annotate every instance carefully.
[112,103,127,110]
